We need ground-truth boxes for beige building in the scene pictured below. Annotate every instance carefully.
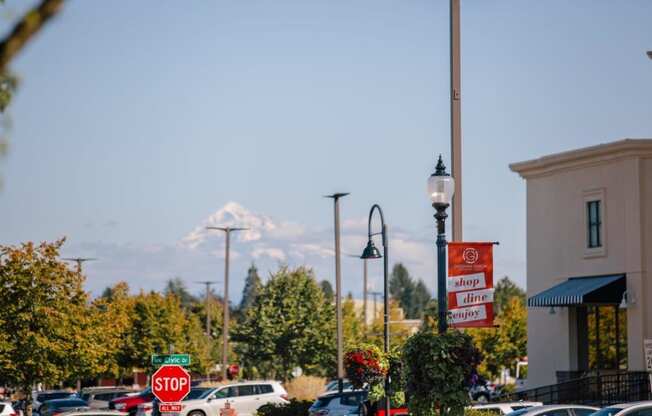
[510,139,652,388]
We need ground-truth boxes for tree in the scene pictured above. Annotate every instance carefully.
[233,266,335,380]
[164,277,197,309]
[494,276,525,314]
[320,280,334,302]
[0,240,98,416]
[343,294,365,348]
[239,263,261,312]
[412,279,431,319]
[389,265,433,319]
[469,297,527,379]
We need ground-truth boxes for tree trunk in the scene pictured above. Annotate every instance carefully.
[23,386,33,416]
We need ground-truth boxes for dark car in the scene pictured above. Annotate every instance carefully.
[108,389,153,416]
[37,399,89,416]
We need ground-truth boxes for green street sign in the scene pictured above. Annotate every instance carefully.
[151,354,191,366]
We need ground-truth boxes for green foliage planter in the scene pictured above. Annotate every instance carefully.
[255,399,313,416]
[402,329,482,416]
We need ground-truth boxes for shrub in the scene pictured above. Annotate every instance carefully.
[403,329,482,416]
[256,399,313,416]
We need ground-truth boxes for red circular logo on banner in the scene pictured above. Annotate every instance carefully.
[462,247,479,264]
[152,365,191,403]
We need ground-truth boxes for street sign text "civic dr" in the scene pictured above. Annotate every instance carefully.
[151,354,191,366]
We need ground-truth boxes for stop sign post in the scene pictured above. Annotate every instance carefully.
[152,364,191,404]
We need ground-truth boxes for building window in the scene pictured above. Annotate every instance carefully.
[587,200,602,248]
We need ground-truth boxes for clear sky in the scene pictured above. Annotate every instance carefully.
[1,0,651,301]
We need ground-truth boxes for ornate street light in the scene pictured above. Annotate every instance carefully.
[428,155,455,334]
[360,204,389,416]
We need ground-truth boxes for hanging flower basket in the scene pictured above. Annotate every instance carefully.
[344,345,388,390]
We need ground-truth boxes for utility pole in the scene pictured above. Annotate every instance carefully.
[62,257,96,274]
[450,0,463,242]
[369,291,383,325]
[62,256,96,392]
[195,280,220,336]
[206,226,248,381]
[325,193,349,393]
[347,254,368,328]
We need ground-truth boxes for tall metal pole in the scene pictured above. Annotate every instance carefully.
[381,223,390,416]
[195,281,220,337]
[206,226,248,381]
[361,204,389,416]
[223,230,230,381]
[62,256,96,392]
[325,192,349,393]
[206,283,211,336]
[435,209,448,334]
[450,0,463,242]
[363,258,368,328]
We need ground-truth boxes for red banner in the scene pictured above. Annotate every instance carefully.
[447,242,495,328]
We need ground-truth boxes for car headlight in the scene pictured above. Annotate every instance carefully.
[115,404,127,410]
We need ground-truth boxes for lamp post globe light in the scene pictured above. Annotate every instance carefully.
[360,204,390,416]
[428,155,455,334]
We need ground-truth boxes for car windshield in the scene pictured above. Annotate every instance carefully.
[312,397,334,409]
[49,400,87,409]
[506,408,536,416]
[589,408,621,416]
[185,388,213,401]
[37,393,72,403]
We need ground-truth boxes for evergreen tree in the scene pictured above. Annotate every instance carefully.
[240,263,262,311]
[412,279,432,319]
[164,277,197,309]
[389,263,416,318]
[320,280,334,302]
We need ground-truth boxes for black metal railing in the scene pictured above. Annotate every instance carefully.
[501,371,650,406]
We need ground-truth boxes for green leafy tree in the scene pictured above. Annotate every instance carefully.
[239,263,262,312]
[0,240,97,416]
[494,277,525,314]
[94,282,136,381]
[233,266,335,381]
[343,293,365,347]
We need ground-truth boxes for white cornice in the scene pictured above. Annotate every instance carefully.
[510,139,652,179]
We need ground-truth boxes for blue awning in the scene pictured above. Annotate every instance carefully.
[528,274,626,307]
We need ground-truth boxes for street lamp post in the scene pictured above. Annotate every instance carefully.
[206,226,248,380]
[428,155,455,334]
[325,192,349,393]
[360,204,390,416]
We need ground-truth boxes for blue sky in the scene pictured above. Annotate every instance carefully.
[1,0,651,301]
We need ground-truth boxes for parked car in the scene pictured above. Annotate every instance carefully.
[108,389,154,416]
[57,411,127,416]
[134,403,152,416]
[152,382,288,416]
[81,389,136,410]
[309,390,367,416]
[36,399,90,416]
[324,380,354,393]
[1,402,18,416]
[472,402,543,415]
[588,401,652,416]
[32,392,77,412]
[505,405,599,416]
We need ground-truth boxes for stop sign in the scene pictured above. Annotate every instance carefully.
[152,365,191,403]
